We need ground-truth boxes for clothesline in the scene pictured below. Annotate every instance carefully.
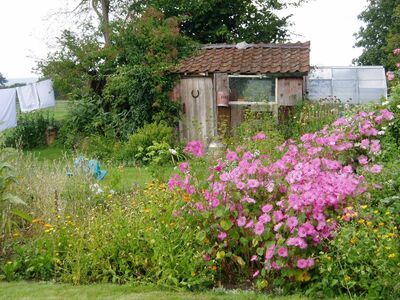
[0,79,55,132]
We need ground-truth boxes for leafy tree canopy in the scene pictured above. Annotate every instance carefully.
[0,72,7,87]
[354,0,400,69]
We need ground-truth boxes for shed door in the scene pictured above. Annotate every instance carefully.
[179,77,215,143]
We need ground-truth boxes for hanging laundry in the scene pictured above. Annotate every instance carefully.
[16,83,40,112]
[0,88,17,132]
[35,79,55,109]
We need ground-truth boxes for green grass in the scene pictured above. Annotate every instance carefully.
[0,282,309,300]
[42,100,71,121]
[27,145,70,161]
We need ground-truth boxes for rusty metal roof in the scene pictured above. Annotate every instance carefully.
[175,41,310,75]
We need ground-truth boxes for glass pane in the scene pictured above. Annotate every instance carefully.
[229,77,275,102]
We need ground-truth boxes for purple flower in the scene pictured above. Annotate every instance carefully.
[297,259,308,269]
[259,214,271,224]
[194,202,204,211]
[247,179,260,188]
[252,132,266,141]
[286,216,298,230]
[252,270,260,278]
[273,210,285,222]
[251,255,258,262]
[358,155,368,165]
[370,164,382,174]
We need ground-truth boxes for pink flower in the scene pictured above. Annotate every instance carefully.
[393,48,400,55]
[370,164,382,174]
[271,261,281,270]
[259,214,271,224]
[252,270,260,278]
[254,222,265,235]
[179,162,189,173]
[358,155,368,165]
[245,220,254,229]
[265,245,275,260]
[380,109,394,120]
[273,210,285,222]
[297,259,308,269]
[278,247,288,257]
[194,202,204,211]
[251,255,258,262]
[360,139,369,149]
[203,254,211,262]
[262,204,273,213]
[252,132,266,141]
[237,216,246,227]
[217,231,227,241]
[370,140,381,154]
[387,71,395,81]
[397,62,400,69]
[247,179,260,188]
[286,216,298,230]
[184,140,205,157]
[226,150,239,161]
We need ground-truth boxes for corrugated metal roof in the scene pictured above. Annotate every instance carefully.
[174,41,310,75]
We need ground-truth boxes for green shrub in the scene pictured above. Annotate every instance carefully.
[120,122,174,164]
[2,111,58,149]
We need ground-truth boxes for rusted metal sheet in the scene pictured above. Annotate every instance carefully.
[277,78,303,106]
[179,77,216,143]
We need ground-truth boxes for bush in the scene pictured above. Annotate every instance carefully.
[2,111,58,149]
[120,122,174,164]
[168,109,394,290]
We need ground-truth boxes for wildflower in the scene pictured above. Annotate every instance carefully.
[237,216,246,227]
[218,231,227,241]
[388,253,396,259]
[393,48,400,55]
[252,132,266,141]
[253,270,260,278]
[226,150,239,161]
[358,155,368,165]
[254,222,265,235]
[179,162,189,173]
[370,164,382,174]
[251,255,258,262]
[194,202,204,211]
[262,204,273,213]
[169,148,178,155]
[297,259,309,269]
[387,71,395,81]
[286,216,298,230]
[259,214,271,224]
[278,247,288,257]
[184,140,205,157]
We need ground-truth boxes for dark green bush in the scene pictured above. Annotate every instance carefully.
[2,111,58,149]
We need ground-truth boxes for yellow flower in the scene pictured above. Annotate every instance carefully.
[44,223,53,229]
[326,219,332,224]
[388,253,397,259]
[379,222,385,227]
[32,218,42,224]
[358,219,365,224]
[346,206,353,211]
[360,205,368,209]
[143,208,151,213]
[350,238,358,245]
[373,210,379,214]
[367,221,373,227]
[13,232,21,237]
[344,275,351,281]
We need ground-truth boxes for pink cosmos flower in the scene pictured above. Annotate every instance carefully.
[252,132,266,141]
[217,231,227,241]
[274,222,283,232]
[226,150,239,161]
[360,139,369,149]
[265,245,275,260]
[245,220,254,229]
[179,162,189,173]
[370,164,382,174]
[237,216,246,227]
[273,210,285,222]
[243,151,253,160]
[262,204,273,213]
[370,140,381,154]
[184,140,205,157]
[278,247,288,257]
[254,222,265,235]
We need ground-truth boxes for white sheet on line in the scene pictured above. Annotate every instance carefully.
[0,88,17,132]
[16,83,40,112]
[35,79,55,109]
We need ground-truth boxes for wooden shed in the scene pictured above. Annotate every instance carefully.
[171,41,311,144]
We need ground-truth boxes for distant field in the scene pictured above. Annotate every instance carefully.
[16,100,71,121]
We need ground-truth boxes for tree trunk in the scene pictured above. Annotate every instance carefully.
[92,0,111,46]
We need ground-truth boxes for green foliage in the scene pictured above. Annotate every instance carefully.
[354,0,400,69]
[2,111,58,150]
[121,122,174,164]
[151,0,305,43]
[310,205,400,299]
[0,72,7,87]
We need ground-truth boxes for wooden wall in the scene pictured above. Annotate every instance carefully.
[277,78,303,106]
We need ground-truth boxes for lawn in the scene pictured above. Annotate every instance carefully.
[42,100,71,121]
[0,282,310,300]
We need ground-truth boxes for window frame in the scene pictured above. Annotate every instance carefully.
[228,75,278,106]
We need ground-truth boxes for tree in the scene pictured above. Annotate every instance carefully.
[150,0,306,44]
[354,0,400,69]
[0,73,7,87]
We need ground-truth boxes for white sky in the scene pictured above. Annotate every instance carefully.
[0,0,368,79]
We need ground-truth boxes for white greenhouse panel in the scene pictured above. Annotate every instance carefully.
[308,68,332,80]
[332,68,357,80]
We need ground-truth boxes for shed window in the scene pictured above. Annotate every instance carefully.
[229,76,276,102]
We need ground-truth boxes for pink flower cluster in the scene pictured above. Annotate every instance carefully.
[169,109,392,276]
[184,140,205,157]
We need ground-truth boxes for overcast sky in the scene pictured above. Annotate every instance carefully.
[0,0,368,79]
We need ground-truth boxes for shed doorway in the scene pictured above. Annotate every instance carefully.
[179,77,216,143]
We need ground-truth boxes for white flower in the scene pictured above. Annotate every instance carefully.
[168,148,177,155]
[378,130,385,135]
[254,150,260,157]
[382,101,389,106]
[397,105,400,109]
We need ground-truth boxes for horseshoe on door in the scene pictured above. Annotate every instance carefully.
[191,89,200,99]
